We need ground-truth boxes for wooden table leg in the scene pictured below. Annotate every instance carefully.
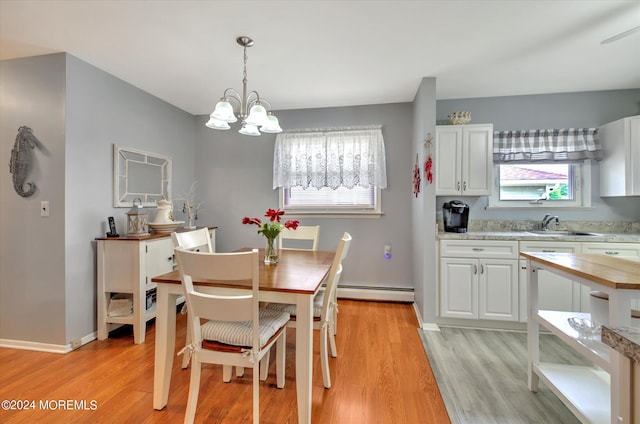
[153,284,177,410]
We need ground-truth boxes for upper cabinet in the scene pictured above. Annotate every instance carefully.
[435,124,493,196]
[599,115,640,197]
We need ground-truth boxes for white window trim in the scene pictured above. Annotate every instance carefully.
[279,187,383,218]
[487,160,592,209]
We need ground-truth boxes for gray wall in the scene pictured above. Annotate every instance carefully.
[436,90,640,224]
[194,103,415,289]
[1,53,196,346]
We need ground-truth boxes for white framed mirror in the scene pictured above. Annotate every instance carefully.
[113,145,172,207]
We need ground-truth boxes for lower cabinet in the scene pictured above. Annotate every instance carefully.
[440,240,519,321]
[518,240,581,322]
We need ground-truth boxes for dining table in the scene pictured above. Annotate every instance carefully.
[151,247,335,424]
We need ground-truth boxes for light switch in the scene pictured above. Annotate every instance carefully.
[384,243,391,259]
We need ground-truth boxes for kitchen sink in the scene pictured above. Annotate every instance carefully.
[526,230,601,236]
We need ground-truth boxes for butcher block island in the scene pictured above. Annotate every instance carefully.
[521,252,640,424]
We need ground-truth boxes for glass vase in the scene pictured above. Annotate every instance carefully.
[264,236,279,265]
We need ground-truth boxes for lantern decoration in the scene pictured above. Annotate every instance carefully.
[126,198,149,235]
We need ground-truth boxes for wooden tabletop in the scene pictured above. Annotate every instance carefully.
[520,252,640,290]
[152,248,335,294]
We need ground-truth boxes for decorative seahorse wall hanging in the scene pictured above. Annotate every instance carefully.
[9,126,42,197]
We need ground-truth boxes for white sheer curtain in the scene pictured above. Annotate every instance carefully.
[493,128,602,163]
[273,125,387,190]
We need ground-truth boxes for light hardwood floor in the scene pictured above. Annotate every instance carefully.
[0,300,450,424]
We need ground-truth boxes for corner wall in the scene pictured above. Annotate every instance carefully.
[411,78,437,326]
[0,54,67,345]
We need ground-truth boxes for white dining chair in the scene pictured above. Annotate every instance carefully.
[172,228,216,370]
[265,232,352,388]
[278,225,320,251]
[174,248,290,424]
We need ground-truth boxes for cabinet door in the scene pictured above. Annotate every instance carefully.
[440,257,477,319]
[461,125,492,196]
[479,259,518,321]
[435,126,462,195]
[146,238,174,281]
[600,115,640,196]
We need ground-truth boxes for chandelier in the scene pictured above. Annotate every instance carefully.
[205,36,282,136]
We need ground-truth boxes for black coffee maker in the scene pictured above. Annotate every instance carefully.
[443,200,470,233]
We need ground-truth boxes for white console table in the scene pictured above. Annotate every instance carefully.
[96,227,215,344]
[522,252,640,424]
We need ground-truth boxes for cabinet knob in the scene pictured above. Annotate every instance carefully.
[480,264,484,274]
[472,248,484,251]
[521,266,527,270]
[542,250,556,253]
[463,181,467,191]
[473,264,478,274]
[604,251,619,255]
[457,181,460,191]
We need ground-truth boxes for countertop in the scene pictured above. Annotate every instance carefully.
[519,252,640,290]
[438,231,640,243]
[601,326,640,364]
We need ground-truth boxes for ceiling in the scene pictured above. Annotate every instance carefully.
[1,0,639,116]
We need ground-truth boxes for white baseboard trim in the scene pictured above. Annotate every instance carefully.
[0,338,67,354]
[337,285,414,302]
[422,323,441,331]
[0,332,97,354]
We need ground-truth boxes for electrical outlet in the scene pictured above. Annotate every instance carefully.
[70,339,82,349]
[41,201,49,217]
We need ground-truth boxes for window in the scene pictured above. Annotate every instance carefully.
[274,126,386,215]
[281,186,380,215]
[488,161,591,208]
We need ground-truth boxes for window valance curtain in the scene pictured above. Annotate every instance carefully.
[493,128,602,163]
[273,125,387,190]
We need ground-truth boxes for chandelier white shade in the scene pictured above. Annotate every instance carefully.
[205,36,282,136]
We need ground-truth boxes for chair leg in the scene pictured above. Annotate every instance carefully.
[329,319,338,358]
[260,347,271,381]
[222,365,233,382]
[236,366,245,377]
[184,357,201,424]
[320,324,331,389]
[253,362,260,424]
[276,330,286,389]
[182,322,192,369]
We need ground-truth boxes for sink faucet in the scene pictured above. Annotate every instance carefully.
[541,214,559,231]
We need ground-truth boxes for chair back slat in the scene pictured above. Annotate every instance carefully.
[279,225,320,250]
[171,228,213,252]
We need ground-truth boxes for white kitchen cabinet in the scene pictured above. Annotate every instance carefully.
[440,240,518,321]
[96,228,215,344]
[435,124,493,196]
[519,241,581,322]
[599,115,640,197]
